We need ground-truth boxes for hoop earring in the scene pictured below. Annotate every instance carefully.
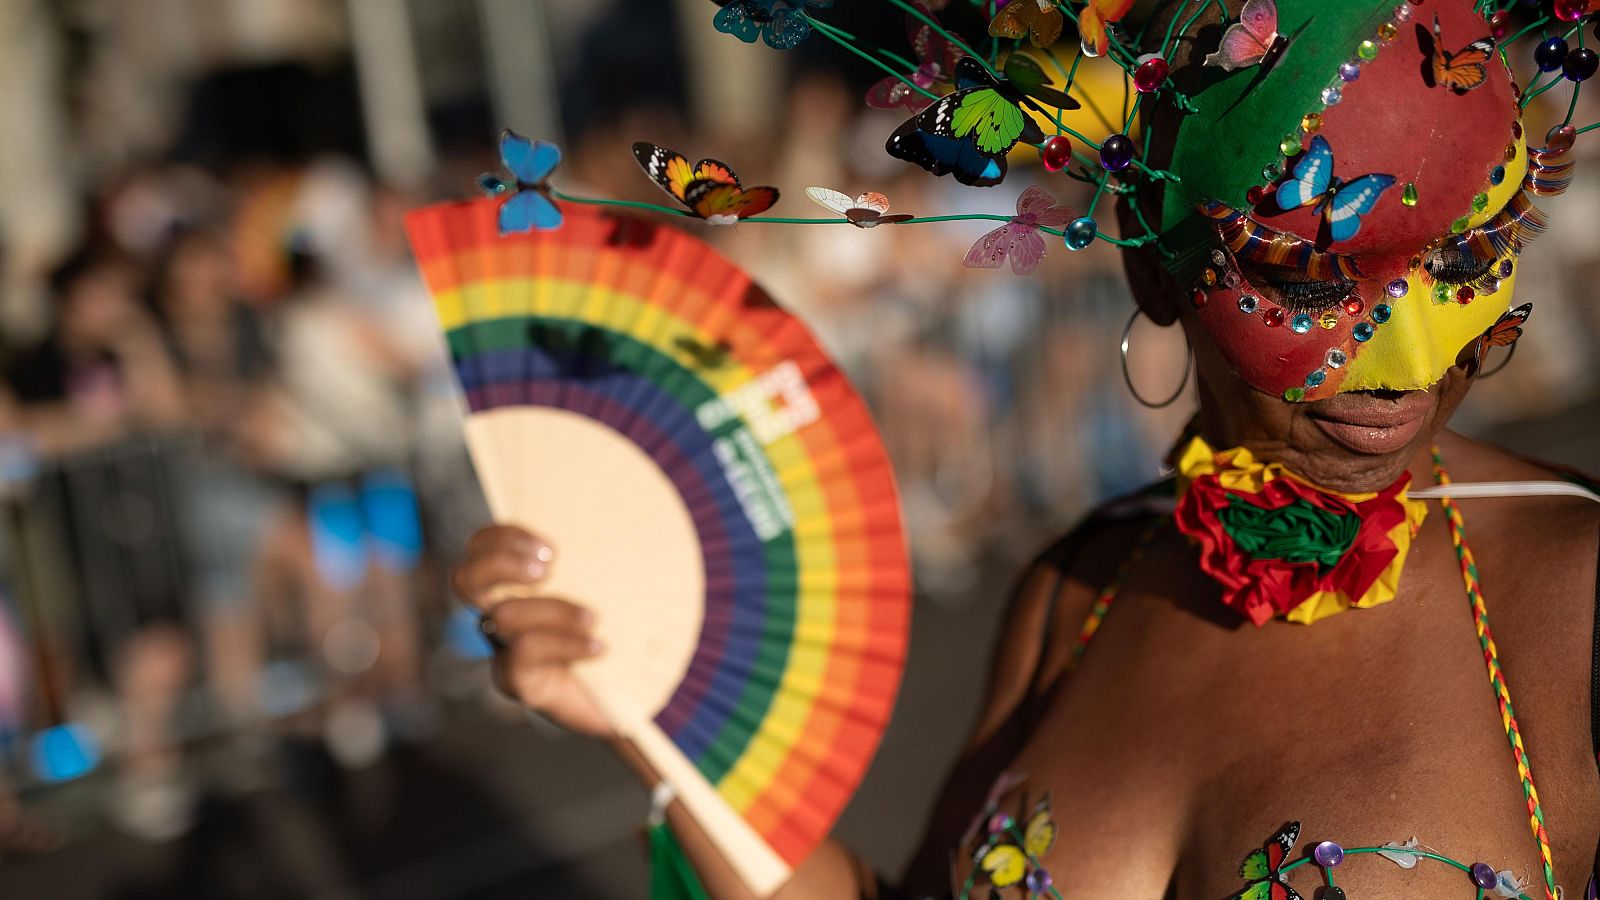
[1120,308,1192,409]
[1476,341,1517,379]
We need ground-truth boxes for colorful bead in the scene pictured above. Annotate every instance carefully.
[1283,386,1306,402]
[1192,288,1208,308]
[1289,313,1313,333]
[1202,267,1218,286]
[1262,162,1283,181]
[1238,295,1259,313]
[1280,134,1302,156]
[1305,369,1326,388]
[1386,278,1409,298]
[1457,285,1475,304]
[1378,21,1398,41]
[1134,54,1169,93]
[1372,303,1392,323]
[1409,254,1423,270]
[1223,269,1242,288]
[1489,165,1505,185]
[1505,142,1518,161]
[1041,135,1072,172]
[1246,185,1267,206]
[1339,61,1362,81]
[1353,322,1375,342]
[1357,39,1379,61]
[1555,0,1588,21]
[1470,862,1497,889]
[1498,258,1514,277]
[1433,283,1454,304]
[988,812,1012,834]
[1263,307,1286,327]
[1301,112,1323,133]
[1322,888,1348,900]
[1313,841,1345,868]
[1450,215,1470,233]
[1401,182,1419,206]
[1471,192,1489,213]
[1064,216,1097,250]
[1100,133,1135,171]
[1392,3,1412,23]
[1546,123,1577,152]
[1481,276,1501,295]
[1322,85,1344,105]
[1564,47,1599,82]
[1025,868,1054,893]
[1211,248,1227,266]
[1326,348,1348,368]
[1343,297,1364,316]
[1318,310,1339,329]
[1488,10,1510,39]
[1512,120,1523,140]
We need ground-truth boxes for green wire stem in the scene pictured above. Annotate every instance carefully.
[884,0,998,78]
[803,17,919,72]
[806,15,942,103]
[1276,847,1533,900]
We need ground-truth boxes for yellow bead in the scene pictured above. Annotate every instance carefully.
[1301,112,1322,133]
[1318,310,1339,330]
[1377,22,1398,41]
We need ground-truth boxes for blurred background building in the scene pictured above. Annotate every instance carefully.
[0,1,1594,897]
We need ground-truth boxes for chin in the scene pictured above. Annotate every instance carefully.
[1279,382,1459,492]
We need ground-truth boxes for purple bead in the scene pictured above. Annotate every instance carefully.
[1313,841,1345,868]
[1535,36,1569,73]
[1100,133,1135,171]
[1564,47,1599,82]
[1498,258,1514,278]
[1338,62,1361,81]
[1471,862,1497,889]
[1386,278,1409,298]
[1025,868,1054,893]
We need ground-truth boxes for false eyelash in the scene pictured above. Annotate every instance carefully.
[1201,200,1364,282]
[1525,143,1573,197]
[1453,189,1547,261]
[1268,278,1360,314]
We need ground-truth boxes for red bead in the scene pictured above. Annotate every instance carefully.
[1342,297,1364,316]
[1246,185,1266,206]
[1041,135,1072,172]
[1489,10,1510,38]
[1456,285,1475,304]
[1555,0,1586,21]
[1511,120,1523,140]
[1134,55,1170,93]
[1263,307,1286,327]
[1192,288,1208,309]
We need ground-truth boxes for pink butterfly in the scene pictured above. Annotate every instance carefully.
[865,3,961,113]
[963,186,1073,275]
[1203,0,1284,71]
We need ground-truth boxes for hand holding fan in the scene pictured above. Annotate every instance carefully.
[404,198,911,895]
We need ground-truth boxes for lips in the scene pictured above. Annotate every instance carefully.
[1305,389,1435,455]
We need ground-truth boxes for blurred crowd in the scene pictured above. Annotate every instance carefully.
[0,0,1596,886]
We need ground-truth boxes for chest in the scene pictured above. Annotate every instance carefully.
[951,518,1598,899]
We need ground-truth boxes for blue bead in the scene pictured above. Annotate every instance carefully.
[1489,165,1505,185]
[1289,313,1313,333]
[1064,216,1097,250]
[1372,303,1392,324]
[1339,62,1361,81]
[1305,370,1327,388]
[1353,322,1375,342]
[1025,869,1054,893]
[1099,133,1135,171]
[1535,36,1569,73]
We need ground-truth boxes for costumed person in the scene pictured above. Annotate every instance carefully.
[438,0,1600,897]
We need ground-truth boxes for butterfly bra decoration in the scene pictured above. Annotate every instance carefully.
[805,188,916,227]
[988,0,1064,51]
[713,0,832,51]
[1229,821,1303,900]
[887,55,1079,188]
[866,3,961,114]
[964,186,1074,274]
[1274,135,1396,244]
[632,143,780,224]
[1423,13,1494,94]
[1204,0,1286,71]
[972,793,1059,895]
[477,130,563,235]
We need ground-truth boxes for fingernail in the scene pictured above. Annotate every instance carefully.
[586,639,604,655]
[526,561,546,578]
[535,545,554,563]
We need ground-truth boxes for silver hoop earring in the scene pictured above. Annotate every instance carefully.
[1120,308,1192,409]
[1476,341,1517,379]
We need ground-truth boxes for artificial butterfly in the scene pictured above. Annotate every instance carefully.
[975,794,1059,889]
[712,0,832,51]
[1274,135,1396,244]
[805,188,915,227]
[1228,821,1303,900]
[1204,0,1286,71]
[988,0,1063,50]
[866,3,961,113]
[477,130,563,235]
[1078,0,1135,58]
[1424,13,1494,93]
[1469,302,1531,373]
[886,55,1079,188]
[632,143,779,224]
[964,186,1073,275]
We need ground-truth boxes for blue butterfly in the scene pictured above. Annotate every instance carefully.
[1275,135,1395,243]
[713,0,832,51]
[477,129,562,235]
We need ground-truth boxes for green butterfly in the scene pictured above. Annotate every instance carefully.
[886,54,1079,187]
[1230,821,1303,900]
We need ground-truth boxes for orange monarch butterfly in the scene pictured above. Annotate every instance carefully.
[1470,302,1531,375]
[632,143,779,224]
[1427,14,1494,94]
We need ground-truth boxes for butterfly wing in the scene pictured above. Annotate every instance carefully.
[1324,173,1396,242]
[886,94,1009,186]
[686,181,779,221]
[805,187,856,215]
[713,1,762,43]
[763,4,812,50]
[1486,302,1532,348]
[1437,38,1494,92]
[692,159,741,189]
[964,223,1021,269]
[1021,803,1058,858]
[977,844,1028,888]
[633,143,698,202]
[1275,135,1335,211]
[1015,185,1073,226]
[949,89,1034,156]
[1204,0,1280,69]
[952,56,996,91]
[500,130,560,185]
[853,192,892,216]
[989,1,1064,49]
[1002,52,1081,110]
[865,76,929,111]
[495,189,563,235]
[1079,0,1135,57]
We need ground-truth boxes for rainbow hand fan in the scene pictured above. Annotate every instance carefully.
[404,198,911,895]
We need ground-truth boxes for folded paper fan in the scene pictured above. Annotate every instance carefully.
[404,198,911,895]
